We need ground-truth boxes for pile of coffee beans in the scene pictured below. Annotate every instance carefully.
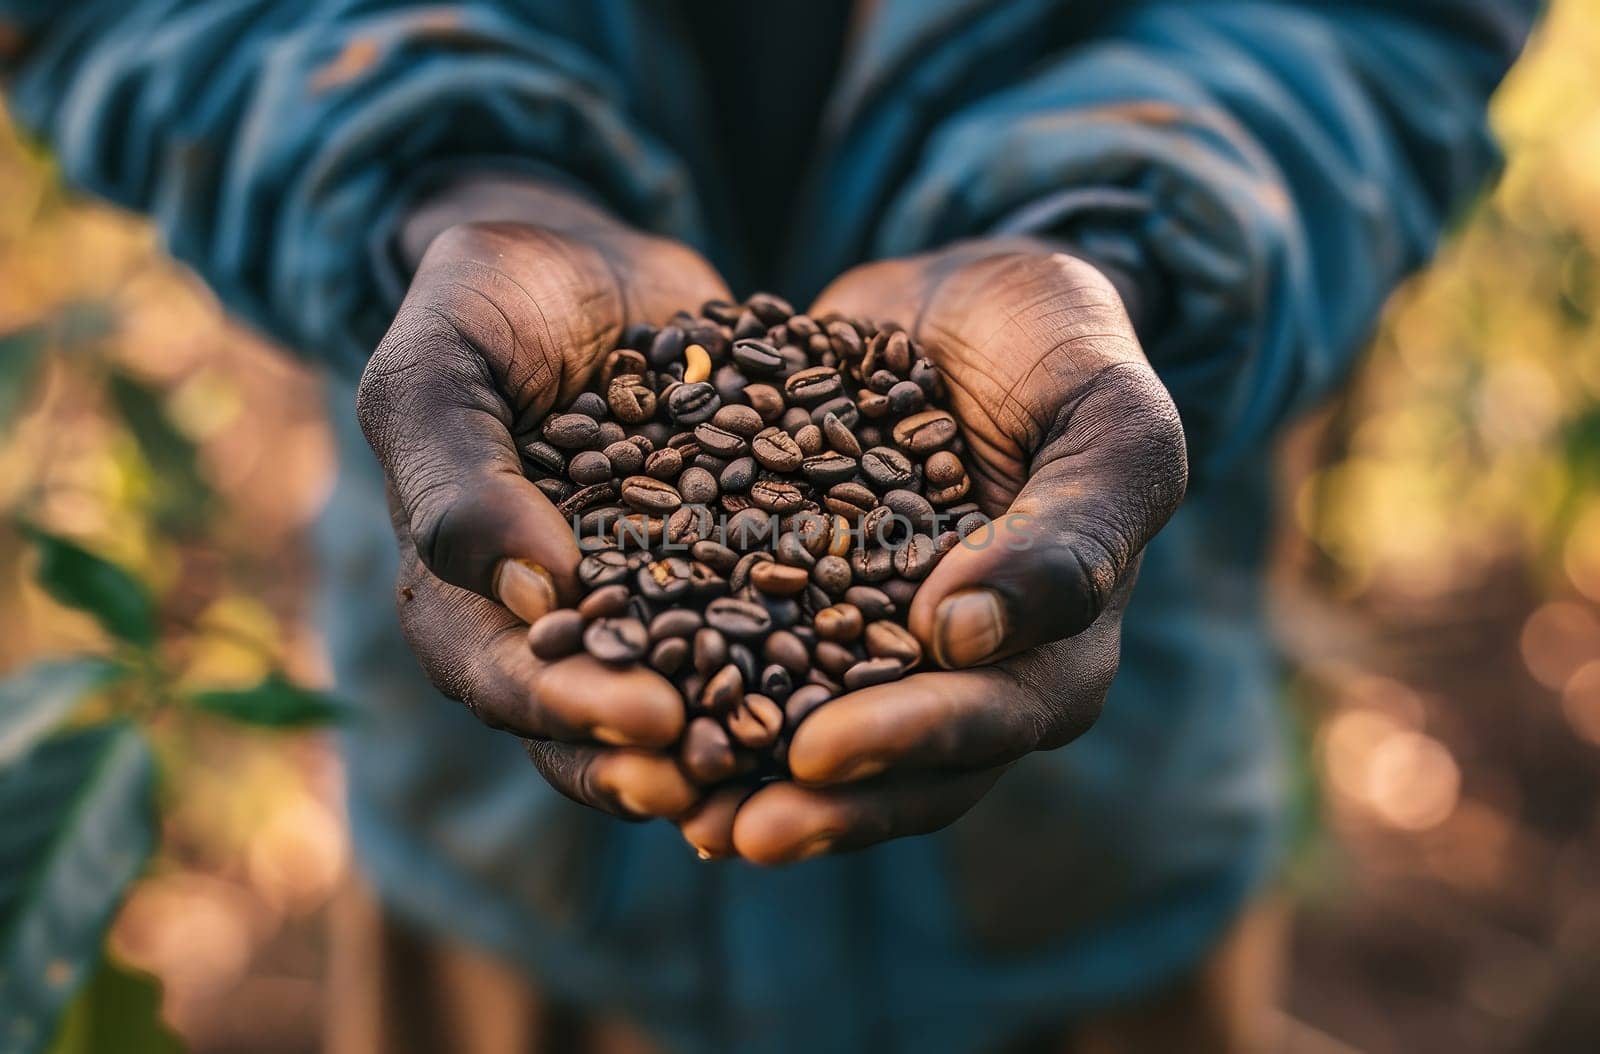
[521,293,980,783]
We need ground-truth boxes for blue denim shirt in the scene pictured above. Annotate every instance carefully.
[2,2,1537,1050]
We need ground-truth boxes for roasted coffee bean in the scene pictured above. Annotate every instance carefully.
[785,366,844,406]
[600,348,647,388]
[856,392,892,419]
[705,597,773,639]
[752,428,804,472]
[713,403,765,438]
[521,440,566,474]
[528,609,585,660]
[650,636,690,677]
[785,684,833,728]
[579,505,624,535]
[844,657,905,690]
[729,551,772,592]
[746,292,794,326]
[774,531,816,568]
[814,603,864,643]
[597,439,640,476]
[844,585,895,620]
[721,493,753,514]
[802,452,858,488]
[826,320,863,359]
[759,663,794,701]
[927,477,972,505]
[892,409,958,454]
[864,621,922,666]
[536,478,575,502]
[701,663,744,714]
[649,608,703,641]
[643,447,684,481]
[732,338,785,375]
[728,694,783,749]
[716,456,755,493]
[578,584,631,620]
[882,331,912,374]
[688,562,729,600]
[794,424,826,457]
[887,379,925,414]
[745,383,786,423]
[924,450,964,488]
[621,475,683,514]
[811,555,853,596]
[814,641,856,679]
[726,643,758,686]
[569,391,607,420]
[762,630,810,678]
[860,447,915,490]
[956,511,990,539]
[827,480,877,516]
[810,397,859,431]
[713,364,746,405]
[861,505,908,548]
[750,479,806,514]
[559,481,619,516]
[725,508,775,550]
[693,422,749,458]
[645,325,685,367]
[849,547,894,584]
[584,618,649,665]
[757,592,801,630]
[690,540,739,574]
[882,577,920,614]
[883,489,936,533]
[682,717,737,783]
[702,299,741,325]
[578,549,630,589]
[577,534,616,554]
[544,413,602,450]
[868,369,899,394]
[694,627,729,676]
[821,412,862,459]
[807,667,843,694]
[607,375,656,424]
[638,557,693,603]
[666,381,720,425]
[750,561,809,597]
[893,533,937,581]
[614,513,665,549]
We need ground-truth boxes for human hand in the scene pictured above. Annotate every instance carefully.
[358,178,731,822]
[682,240,1188,863]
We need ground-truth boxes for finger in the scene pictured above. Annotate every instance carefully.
[730,768,1003,866]
[911,362,1185,667]
[676,785,752,860]
[397,551,683,746]
[526,740,700,820]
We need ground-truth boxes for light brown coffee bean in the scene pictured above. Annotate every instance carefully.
[682,717,737,783]
[621,475,683,514]
[843,657,905,690]
[649,636,690,677]
[750,561,810,597]
[701,663,744,714]
[727,694,783,749]
[814,641,857,678]
[892,409,958,454]
[821,412,862,459]
[814,603,864,643]
[745,384,786,423]
[752,427,804,472]
[583,617,649,665]
[864,621,922,666]
[713,403,765,438]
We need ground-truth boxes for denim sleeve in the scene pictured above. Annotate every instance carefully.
[874,1,1539,477]
[0,2,708,375]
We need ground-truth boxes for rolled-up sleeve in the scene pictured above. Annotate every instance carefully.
[0,1,708,374]
[875,1,1539,477]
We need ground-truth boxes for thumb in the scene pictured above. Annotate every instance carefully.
[908,363,1187,667]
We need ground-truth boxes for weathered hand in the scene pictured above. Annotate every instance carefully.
[358,179,730,822]
[683,240,1188,863]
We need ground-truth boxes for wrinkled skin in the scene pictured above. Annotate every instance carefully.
[358,181,1189,862]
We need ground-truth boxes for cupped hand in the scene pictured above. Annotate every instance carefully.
[357,179,731,822]
[683,240,1188,863]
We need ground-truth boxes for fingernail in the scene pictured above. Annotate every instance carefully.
[792,831,837,861]
[829,755,889,783]
[494,558,556,624]
[614,789,650,817]
[591,725,630,746]
[932,588,1007,668]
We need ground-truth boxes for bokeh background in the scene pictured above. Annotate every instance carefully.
[4,1,1600,1051]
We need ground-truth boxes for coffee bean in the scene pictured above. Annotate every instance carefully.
[802,452,858,487]
[811,555,853,596]
[844,585,895,620]
[544,413,602,450]
[750,478,806,514]
[729,551,772,592]
[887,379,925,414]
[702,299,741,325]
[732,338,785,375]
[578,505,624,535]
[521,440,566,474]
[578,550,630,589]
[593,440,637,476]
[667,504,712,545]
[578,584,631,620]
[882,331,912,374]
[892,409,957,454]
[821,412,862,459]
[638,557,693,603]
[649,608,703,641]
[621,475,683,514]
[648,325,687,367]
[775,531,816,568]
[759,663,794,701]
[860,447,915,490]
[701,663,744,714]
[673,466,715,505]
[688,562,729,600]
[868,369,899,394]
[537,478,575,502]
[893,533,937,581]
[814,641,856,678]
[785,366,843,406]
[794,424,826,456]
[729,642,760,685]
[882,577,920,614]
[752,427,804,472]
[606,375,656,424]
[763,630,810,676]
[849,547,894,584]
[558,481,619,516]
[667,381,720,425]
[714,364,746,405]
[785,684,833,728]
[706,403,758,439]
[746,292,794,326]
[883,489,936,533]
[614,513,665,549]
[693,422,749,458]
[727,694,783,749]
[856,392,891,419]
[814,603,864,643]
[745,384,785,423]
[690,540,739,574]
[750,561,809,597]
[864,621,922,666]
[584,617,649,665]
[725,508,775,550]
[923,450,963,487]
[650,636,690,677]
[717,456,756,492]
[705,597,773,639]
[694,627,729,676]
[843,657,904,690]
[528,609,586,660]
[827,481,877,518]
[682,717,737,783]
[643,447,684,481]
[927,477,972,505]
[600,348,648,389]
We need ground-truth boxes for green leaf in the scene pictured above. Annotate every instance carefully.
[0,329,48,433]
[188,673,349,728]
[45,957,183,1054]
[0,660,121,768]
[0,725,158,1054]
[106,371,211,533]
[19,527,157,648]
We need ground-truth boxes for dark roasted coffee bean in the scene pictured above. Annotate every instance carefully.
[558,481,619,516]
[536,478,575,502]
[821,412,862,459]
[860,446,915,490]
[578,505,624,536]
[927,477,972,505]
[868,369,900,394]
[728,694,783,749]
[621,475,682,514]
[602,439,644,475]
[784,684,833,728]
[619,324,656,351]
[882,330,912,374]
[614,513,665,549]
[584,618,648,665]
[643,447,683,481]
[856,392,892,419]
[844,585,895,620]
[811,555,853,596]
[578,549,630,589]
[544,413,602,450]
[578,584,631,620]
[850,547,894,584]
[650,636,690,677]
[802,452,858,487]
[787,510,832,558]
[600,348,648,389]
[844,657,905,690]
[721,493,753,514]
[826,320,863,360]
[757,592,801,630]
[784,366,843,406]
[648,325,687,367]
[729,551,772,592]
[775,531,816,567]
[638,557,693,603]
[807,667,843,694]
[693,422,748,458]
[569,391,608,420]
[705,597,773,639]
[596,421,627,447]
[692,453,730,476]
[732,338,785,375]
[750,479,805,514]
[527,609,586,661]
[883,489,936,533]
[649,608,703,641]
[893,409,958,454]
[521,440,565,474]
[814,603,863,643]
[577,535,615,554]
[701,663,744,714]
[710,363,745,404]
[781,407,813,436]
[910,358,943,397]
[752,427,804,472]
[763,630,810,677]
[750,561,809,597]
[827,479,877,514]
[794,424,825,456]
[719,456,757,492]
[671,503,714,545]
[725,508,775,550]
[746,292,794,325]
[924,450,965,487]
[733,310,765,342]
[606,375,656,424]
[882,577,920,614]
[666,381,720,425]
[759,663,794,701]
[693,627,729,676]
[725,643,757,686]
[713,403,764,438]
[678,466,719,505]
[691,540,739,574]
[814,640,856,678]
[887,379,925,414]
[893,533,938,581]
[865,621,923,666]
[688,562,729,600]
[856,424,885,448]
[682,717,737,783]
[702,299,741,325]
[810,396,859,430]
